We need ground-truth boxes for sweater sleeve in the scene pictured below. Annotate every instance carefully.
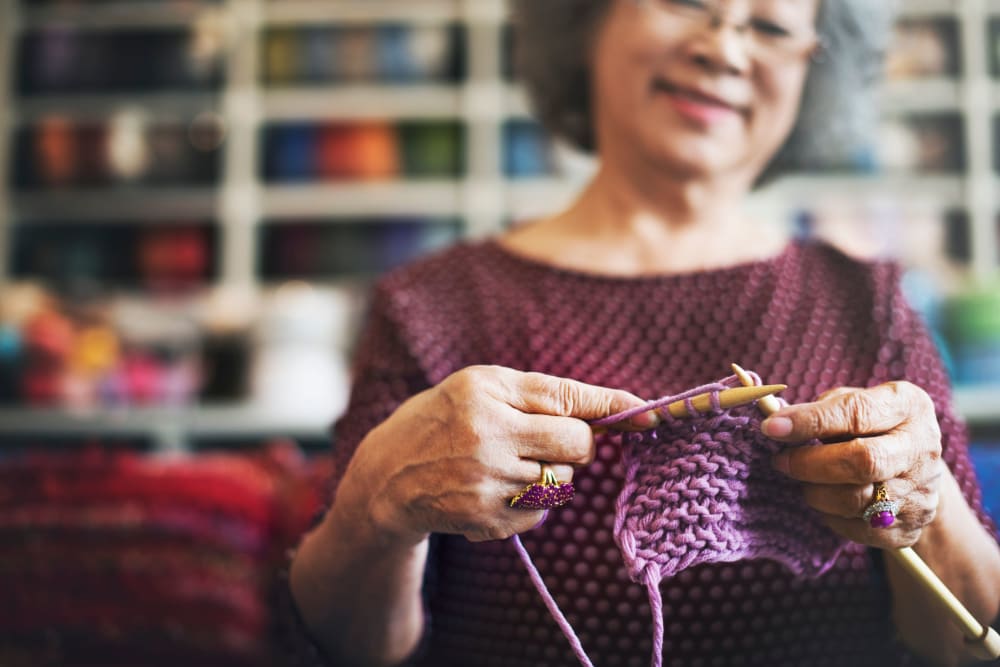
[275,281,436,666]
[328,282,433,498]
[877,266,998,538]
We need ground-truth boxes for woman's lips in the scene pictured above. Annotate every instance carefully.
[653,80,745,125]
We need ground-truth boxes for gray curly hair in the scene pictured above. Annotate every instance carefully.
[510,0,899,184]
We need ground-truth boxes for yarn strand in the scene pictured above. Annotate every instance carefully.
[511,533,595,667]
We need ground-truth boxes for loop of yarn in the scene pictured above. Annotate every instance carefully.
[511,374,849,667]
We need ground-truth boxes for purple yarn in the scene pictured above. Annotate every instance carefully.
[511,374,848,667]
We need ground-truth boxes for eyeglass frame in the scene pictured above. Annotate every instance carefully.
[630,0,827,65]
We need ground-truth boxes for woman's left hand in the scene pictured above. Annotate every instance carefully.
[761,381,945,549]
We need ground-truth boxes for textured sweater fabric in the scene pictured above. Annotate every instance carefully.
[289,239,995,667]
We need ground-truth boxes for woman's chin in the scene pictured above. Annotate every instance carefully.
[644,150,743,181]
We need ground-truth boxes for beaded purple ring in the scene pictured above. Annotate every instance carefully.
[509,463,575,510]
[862,481,900,529]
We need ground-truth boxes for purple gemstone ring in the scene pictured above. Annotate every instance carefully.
[510,463,575,510]
[861,481,900,529]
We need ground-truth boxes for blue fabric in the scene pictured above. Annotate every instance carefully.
[970,443,1000,524]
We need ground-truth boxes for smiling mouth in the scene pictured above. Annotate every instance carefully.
[652,79,745,116]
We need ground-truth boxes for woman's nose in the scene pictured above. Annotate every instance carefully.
[686,22,752,76]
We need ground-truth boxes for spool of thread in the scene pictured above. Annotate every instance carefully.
[400,122,463,177]
[303,28,338,83]
[316,123,399,181]
[35,117,79,187]
[264,28,301,85]
[137,225,211,289]
[108,109,151,183]
[400,25,453,81]
[75,123,111,187]
[944,287,1000,384]
[262,223,323,279]
[336,27,378,82]
[377,25,415,82]
[503,120,553,178]
[265,124,317,182]
[27,27,80,93]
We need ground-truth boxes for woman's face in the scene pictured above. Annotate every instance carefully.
[591,0,821,184]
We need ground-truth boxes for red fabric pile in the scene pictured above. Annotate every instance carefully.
[0,442,331,667]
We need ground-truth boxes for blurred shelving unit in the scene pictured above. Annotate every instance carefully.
[0,0,998,445]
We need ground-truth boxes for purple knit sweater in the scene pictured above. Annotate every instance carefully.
[282,239,995,667]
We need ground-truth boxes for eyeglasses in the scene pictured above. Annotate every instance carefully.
[634,0,822,65]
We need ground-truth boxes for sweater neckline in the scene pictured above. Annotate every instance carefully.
[480,236,801,285]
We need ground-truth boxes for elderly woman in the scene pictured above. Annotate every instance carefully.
[286,1,1000,665]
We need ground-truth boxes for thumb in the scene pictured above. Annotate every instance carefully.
[506,371,658,430]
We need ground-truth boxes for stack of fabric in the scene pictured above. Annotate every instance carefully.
[0,442,331,667]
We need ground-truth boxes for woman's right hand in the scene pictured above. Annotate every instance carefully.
[337,365,659,545]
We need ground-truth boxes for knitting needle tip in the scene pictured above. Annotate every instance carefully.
[730,363,784,416]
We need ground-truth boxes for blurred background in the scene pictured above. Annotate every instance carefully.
[1,0,1000,664]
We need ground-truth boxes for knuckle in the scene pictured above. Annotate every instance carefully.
[843,392,878,433]
[553,378,581,416]
[847,444,880,481]
[529,374,578,416]
[567,421,596,463]
[441,369,476,405]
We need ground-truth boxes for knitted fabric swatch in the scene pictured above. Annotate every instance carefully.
[511,374,848,667]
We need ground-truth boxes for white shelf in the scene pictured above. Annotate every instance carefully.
[954,386,1000,424]
[899,0,959,18]
[263,0,461,26]
[0,405,332,451]
[761,174,965,208]
[11,188,218,221]
[505,85,533,120]
[263,86,461,121]
[13,92,222,123]
[881,78,961,113]
[508,175,966,214]
[261,181,463,218]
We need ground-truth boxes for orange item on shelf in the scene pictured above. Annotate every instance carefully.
[316,122,399,181]
[35,116,79,187]
[69,325,120,377]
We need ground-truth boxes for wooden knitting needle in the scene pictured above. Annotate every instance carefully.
[732,363,1000,660]
[664,383,787,419]
[590,384,787,435]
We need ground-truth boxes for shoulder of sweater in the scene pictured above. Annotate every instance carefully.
[371,239,497,308]
[795,238,902,289]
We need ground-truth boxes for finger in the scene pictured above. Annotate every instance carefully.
[761,382,915,442]
[506,461,575,489]
[770,433,916,484]
[510,413,596,465]
[504,370,659,429]
[801,479,913,519]
[821,514,922,549]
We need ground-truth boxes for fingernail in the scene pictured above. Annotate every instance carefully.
[771,453,790,475]
[761,417,793,438]
[631,410,659,429]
